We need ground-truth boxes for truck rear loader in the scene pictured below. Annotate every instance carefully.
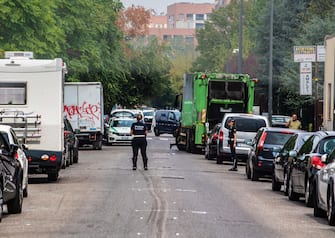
[175,72,256,153]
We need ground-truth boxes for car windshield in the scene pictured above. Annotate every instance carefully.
[143,111,154,117]
[265,132,294,145]
[319,137,335,154]
[111,120,134,127]
[225,117,267,132]
[111,111,134,118]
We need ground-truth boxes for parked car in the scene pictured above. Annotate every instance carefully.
[204,123,221,160]
[246,127,299,181]
[142,109,154,131]
[110,109,135,119]
[0,132,23,221]
[313,149,335,225]
[272,131,313,194]
[106,117,136,145]
[287,131,335,207]
[64,118,79,164]
[216,113,270,164]
[0,125,29,198]
[271,115,290,128]
[152,109,180,137]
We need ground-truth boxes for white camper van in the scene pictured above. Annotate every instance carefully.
[0,51,66,181]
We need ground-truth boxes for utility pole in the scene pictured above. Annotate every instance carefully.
[238,0,243,74]
[268,0,274,124]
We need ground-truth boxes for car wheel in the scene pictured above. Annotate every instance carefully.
[23,182,28,198]
[216,155,223,164]
[0,189,3,222]
[48,172,59,182]
[73,147,79,163]
[246,159,251,179]
[251,163,259,181]
[288,173,299,201]
[305,178,313,207]
[154,128,160,136]
[7,176,23,214]
[272,173,281,191]
[314,182,326,217]
[328,186,335,226]
[283,172,289,196]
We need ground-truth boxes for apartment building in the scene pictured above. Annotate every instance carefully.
[148,2,215,45]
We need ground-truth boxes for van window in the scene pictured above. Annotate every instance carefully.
[168,112,175,121]
[225,117,266,132]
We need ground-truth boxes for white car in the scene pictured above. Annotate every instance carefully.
[0,125,29,197]
[216,113,270,164]
[110,109,135,119]
[106,117,136,145]
[314,149,335,225]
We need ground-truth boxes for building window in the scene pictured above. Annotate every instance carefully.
[196,14,204,20]
[195,23,205,29]
[186,14,193,20]
[163,35,172,41]
[185,36,194,44]
[206,13,211,20]
[0,82,27,105]
[178,14,184,20]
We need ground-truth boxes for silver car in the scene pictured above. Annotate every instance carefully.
[216,113,269,164]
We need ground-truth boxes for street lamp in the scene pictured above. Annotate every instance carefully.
[268,0,274,124]
[238,0,243,73]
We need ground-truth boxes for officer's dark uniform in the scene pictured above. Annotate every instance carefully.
[228,120,238,171]
[131,118,148,170]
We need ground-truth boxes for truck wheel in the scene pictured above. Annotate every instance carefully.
[48,172,59,182]
[93,141,102,150]
[7,177,23,214]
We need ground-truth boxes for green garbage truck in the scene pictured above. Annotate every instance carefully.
[175,72,257,153]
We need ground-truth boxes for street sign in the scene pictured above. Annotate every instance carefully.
[300,62,312,73]
[294,46,316,62]
[300,73,312,95]
[317,45,325,62]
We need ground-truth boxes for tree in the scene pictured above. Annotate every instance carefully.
[117,6,151,39]
[0,1,64,57]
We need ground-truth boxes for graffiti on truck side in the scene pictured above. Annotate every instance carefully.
[64,102,101,122]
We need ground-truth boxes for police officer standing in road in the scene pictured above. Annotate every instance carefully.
[130,113,148,170]
[228,119,238,171]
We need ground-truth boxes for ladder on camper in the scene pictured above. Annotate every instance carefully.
[0,110,41,144]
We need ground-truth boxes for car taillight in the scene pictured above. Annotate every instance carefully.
[311,156,324,169]
[14,152,19,160]
[219,130,224,142]
[64,131,71,137]
[257,132,267,153]
[50,155,57,162]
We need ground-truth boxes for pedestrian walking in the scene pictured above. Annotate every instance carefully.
[228,119,238,171]
[130,113,148,170]
[286,114,302,130]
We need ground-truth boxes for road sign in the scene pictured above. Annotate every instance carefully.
[294,46,316,62]
[317,45,325,62]
[300,73,312,95]
[300,62,312,73]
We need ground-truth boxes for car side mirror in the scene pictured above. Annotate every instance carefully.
[244,139,253,146]
[22,144,29,150]
[321,154,328,163]
[10,144,19,155]
[289,150,297,157]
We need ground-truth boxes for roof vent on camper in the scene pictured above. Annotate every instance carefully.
[5,51,34,59]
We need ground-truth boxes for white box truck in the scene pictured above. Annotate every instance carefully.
[0,52,66,181]
[64,82,104,150]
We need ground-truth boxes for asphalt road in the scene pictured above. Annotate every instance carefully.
[1,133,335,238]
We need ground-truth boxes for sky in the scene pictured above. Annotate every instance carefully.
[121,0,215,15]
